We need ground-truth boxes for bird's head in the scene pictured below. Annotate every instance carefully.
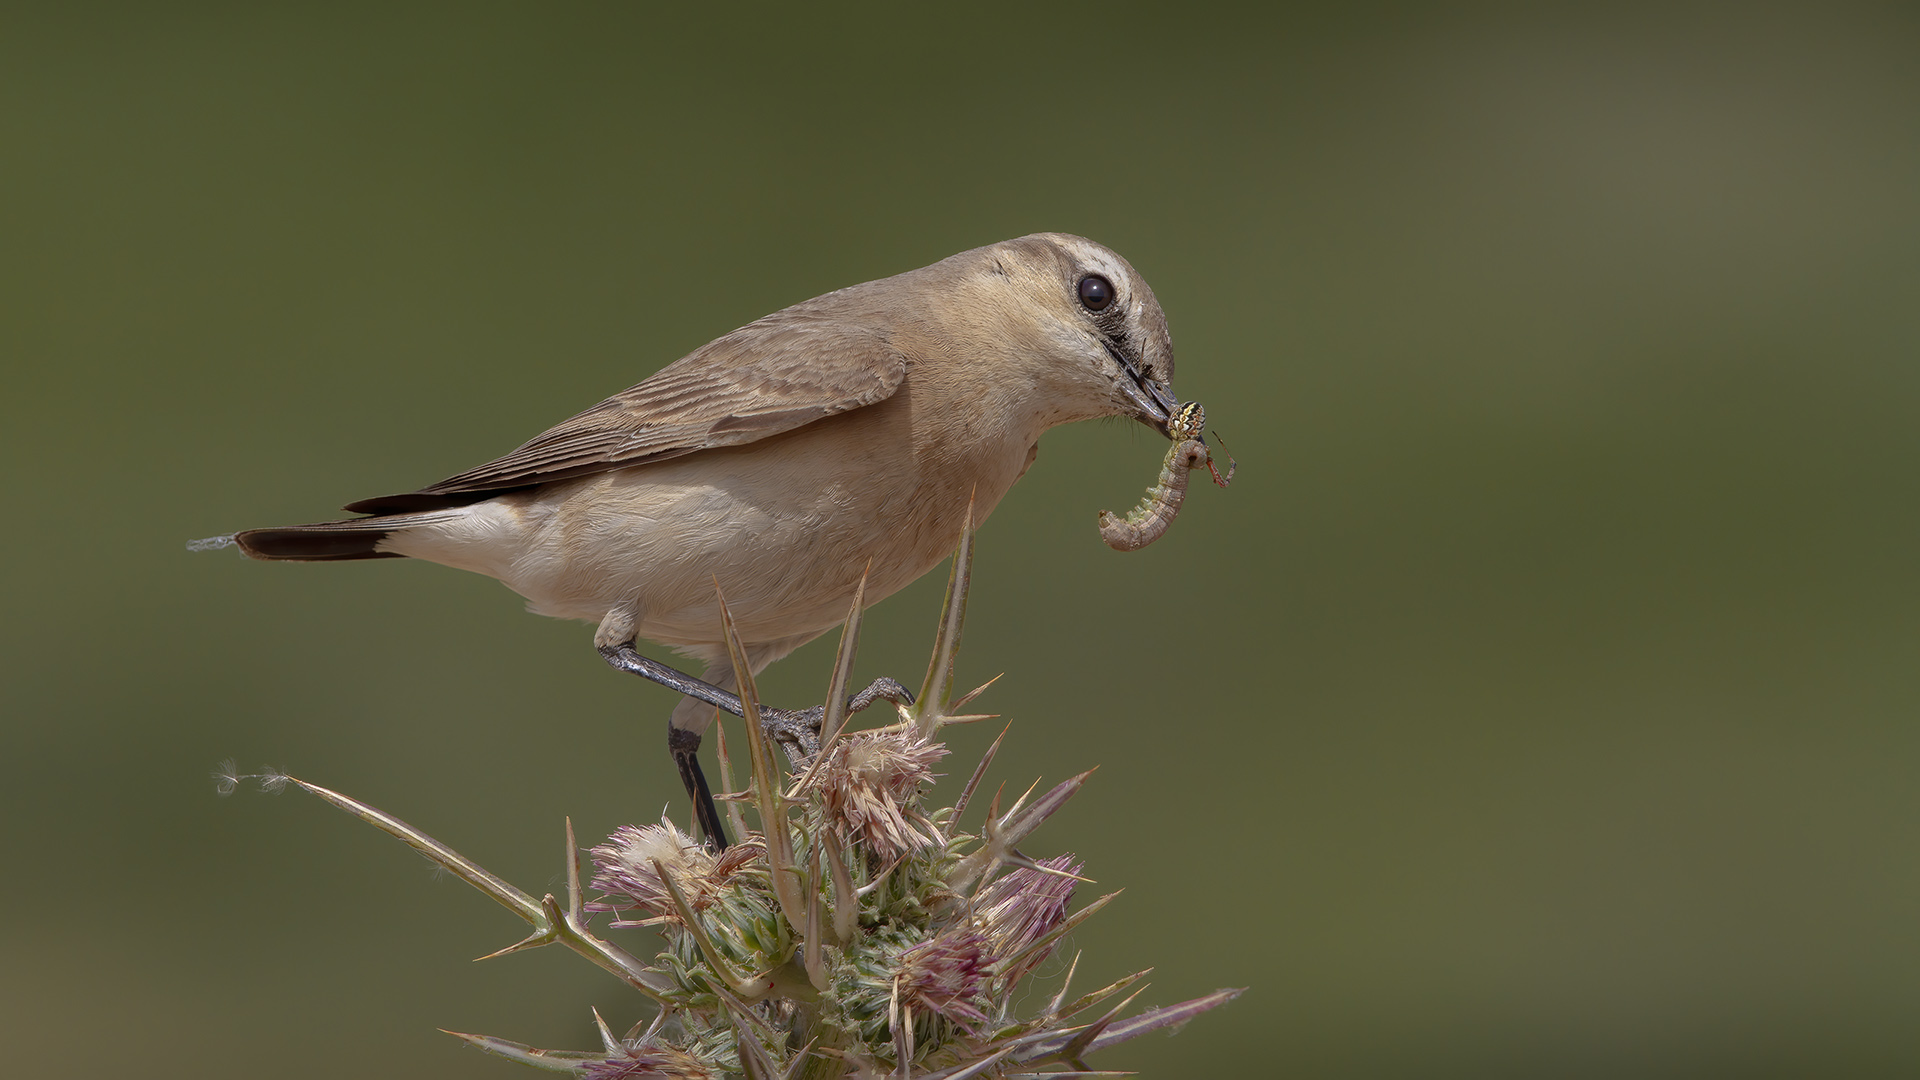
[929,233,1181,438]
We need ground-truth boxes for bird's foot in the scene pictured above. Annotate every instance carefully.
[760,677,915,760]
[600,642,917,849]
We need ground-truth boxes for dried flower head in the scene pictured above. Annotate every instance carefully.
[587,815,716,925]
[812,728,948,861]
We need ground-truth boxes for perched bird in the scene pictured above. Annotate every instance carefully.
[228,233,1182,846]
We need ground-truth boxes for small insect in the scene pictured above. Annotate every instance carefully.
[1097,401,1235,551]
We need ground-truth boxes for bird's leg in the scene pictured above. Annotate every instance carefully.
[597,643,915,846]
[599,643,746,716]
[668,725,730,850]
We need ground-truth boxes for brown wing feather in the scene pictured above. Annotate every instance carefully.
[344,308,908,515]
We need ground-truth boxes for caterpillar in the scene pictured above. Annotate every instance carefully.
[1097,401,1233,551]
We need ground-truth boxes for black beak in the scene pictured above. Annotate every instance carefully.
[1104,340,1178,437]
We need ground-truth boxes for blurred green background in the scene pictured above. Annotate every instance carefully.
[4,4,1916,1076]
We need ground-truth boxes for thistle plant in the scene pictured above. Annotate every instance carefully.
[229,523,1240,1077]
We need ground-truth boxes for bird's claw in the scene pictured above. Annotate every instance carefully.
[848,676,914,713]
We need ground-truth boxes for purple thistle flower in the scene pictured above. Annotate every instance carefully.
[895,926,992,1029]
[975,854,1080,987]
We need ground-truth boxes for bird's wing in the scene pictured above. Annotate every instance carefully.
[344,314,908,514]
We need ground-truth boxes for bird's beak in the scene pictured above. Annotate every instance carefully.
[1105,341,1179,436]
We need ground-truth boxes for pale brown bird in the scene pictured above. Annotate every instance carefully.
[225,233,1182,846]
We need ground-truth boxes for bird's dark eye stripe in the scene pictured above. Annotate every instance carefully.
[1078,274,1114,312]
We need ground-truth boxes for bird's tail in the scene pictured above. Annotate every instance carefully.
[221,509,466,562]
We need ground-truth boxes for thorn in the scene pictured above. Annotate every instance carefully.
[564,816,582,922]
[1047,952,1083,1019]
[590,1007,620,1055]
[474,925,557,962]
[952,723,1011,821]
[1002,850,1096,884]
[950,673,1003,712]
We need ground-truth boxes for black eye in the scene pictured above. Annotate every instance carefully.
[1077,274,1114,312]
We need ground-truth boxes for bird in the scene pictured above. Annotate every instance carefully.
[226,232,1183,847]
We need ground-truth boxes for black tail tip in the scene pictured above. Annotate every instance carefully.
[230,526,404,562]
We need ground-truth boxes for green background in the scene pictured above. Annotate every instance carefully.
[4,5,1916,1076]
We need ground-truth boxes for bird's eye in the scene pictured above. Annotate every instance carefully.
[1077,274,1115,312]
